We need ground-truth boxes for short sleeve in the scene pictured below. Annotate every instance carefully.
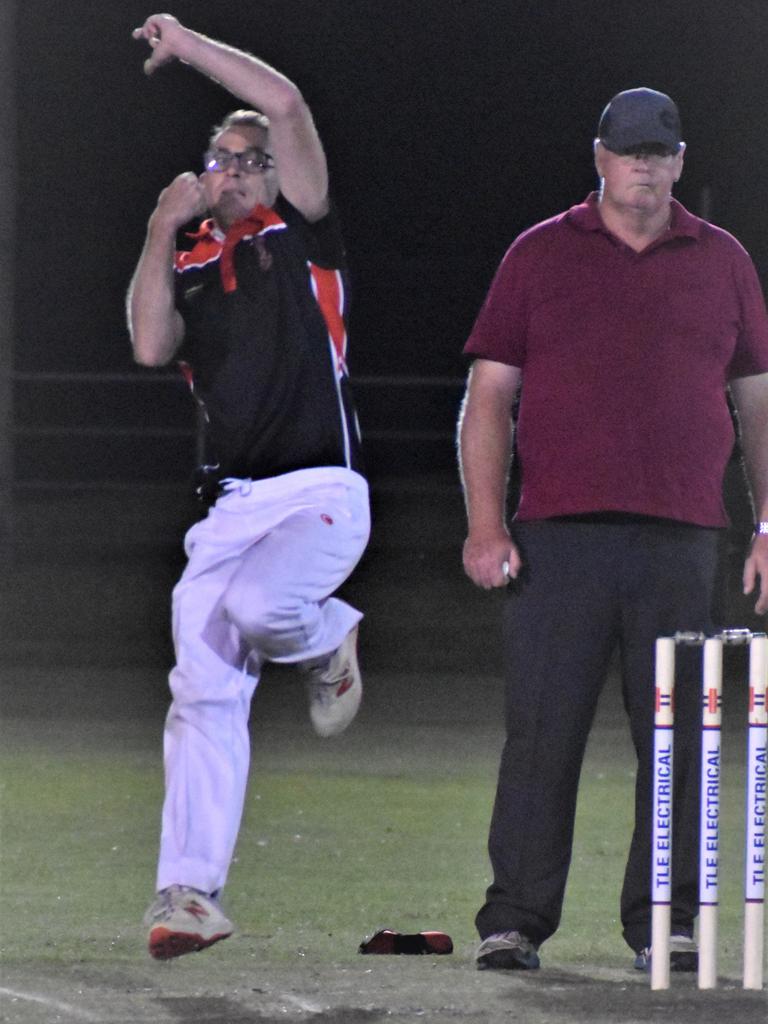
[726,249,768,380]
[463,241,529,368]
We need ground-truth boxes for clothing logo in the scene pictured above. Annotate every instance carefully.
[321,514,334,525]
[335,674,354,697]
[184,282,205,302]
[183,900,209,922]
[253,235,273,271]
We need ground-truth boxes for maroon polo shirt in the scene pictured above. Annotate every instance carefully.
[464,193,768,527]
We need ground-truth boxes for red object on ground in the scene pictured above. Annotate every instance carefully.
[358,929,453,955]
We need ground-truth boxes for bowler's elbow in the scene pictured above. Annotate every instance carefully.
[133,346,170,368]
[128,307,183,367]
[131,331,177,367]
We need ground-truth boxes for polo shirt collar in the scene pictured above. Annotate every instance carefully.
[568,192,701,243]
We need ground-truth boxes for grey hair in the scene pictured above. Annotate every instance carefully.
[208,109,270,147]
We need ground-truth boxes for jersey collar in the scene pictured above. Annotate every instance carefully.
[186,204,286,244]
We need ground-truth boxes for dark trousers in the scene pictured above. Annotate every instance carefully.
[475,520,720,953]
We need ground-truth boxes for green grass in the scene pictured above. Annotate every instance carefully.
[0,696,755,983]
[0,727,491,968]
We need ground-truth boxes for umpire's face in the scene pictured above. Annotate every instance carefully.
[202,125,279,230]
[594,141,684,218]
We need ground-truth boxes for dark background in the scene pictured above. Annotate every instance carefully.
[14,0,768,371]
[13,1,768,423]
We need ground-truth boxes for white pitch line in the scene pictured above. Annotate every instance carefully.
[0,986,103,1022]
[280,992,324,1014]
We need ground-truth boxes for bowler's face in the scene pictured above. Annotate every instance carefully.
[595,142,685,217]
[202,125,279,230]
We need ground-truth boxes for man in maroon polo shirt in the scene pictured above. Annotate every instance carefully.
[458,88,768,972]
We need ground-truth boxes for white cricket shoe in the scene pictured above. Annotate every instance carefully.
[304,625,362,737]
[144,884,234,960]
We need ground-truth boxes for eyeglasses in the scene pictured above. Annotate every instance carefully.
[614,143,680,161]
[203,147,275,174]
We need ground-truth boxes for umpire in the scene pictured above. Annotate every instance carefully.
[458,88,768,972]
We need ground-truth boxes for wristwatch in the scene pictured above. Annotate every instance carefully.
[755,522,768,535]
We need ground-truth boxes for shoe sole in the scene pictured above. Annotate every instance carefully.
[148,926,233,960]
[477,948,540,971]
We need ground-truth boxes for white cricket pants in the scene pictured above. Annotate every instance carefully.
[156,467,370,894]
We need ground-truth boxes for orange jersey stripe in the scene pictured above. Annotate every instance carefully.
[309,264,347,373]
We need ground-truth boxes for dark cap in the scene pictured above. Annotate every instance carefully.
[597,88,682,153]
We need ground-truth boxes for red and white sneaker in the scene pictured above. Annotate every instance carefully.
[304,625,362,737]
[144,885,234,960]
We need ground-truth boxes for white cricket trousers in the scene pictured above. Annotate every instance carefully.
[156,467,370,895]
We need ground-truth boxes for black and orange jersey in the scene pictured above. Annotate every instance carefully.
[174,197,364,482]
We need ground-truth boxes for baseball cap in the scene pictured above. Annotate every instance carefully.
[597,88,682,154]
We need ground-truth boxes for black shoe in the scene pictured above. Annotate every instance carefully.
[476,930,540,971]
[634,934,698,973]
